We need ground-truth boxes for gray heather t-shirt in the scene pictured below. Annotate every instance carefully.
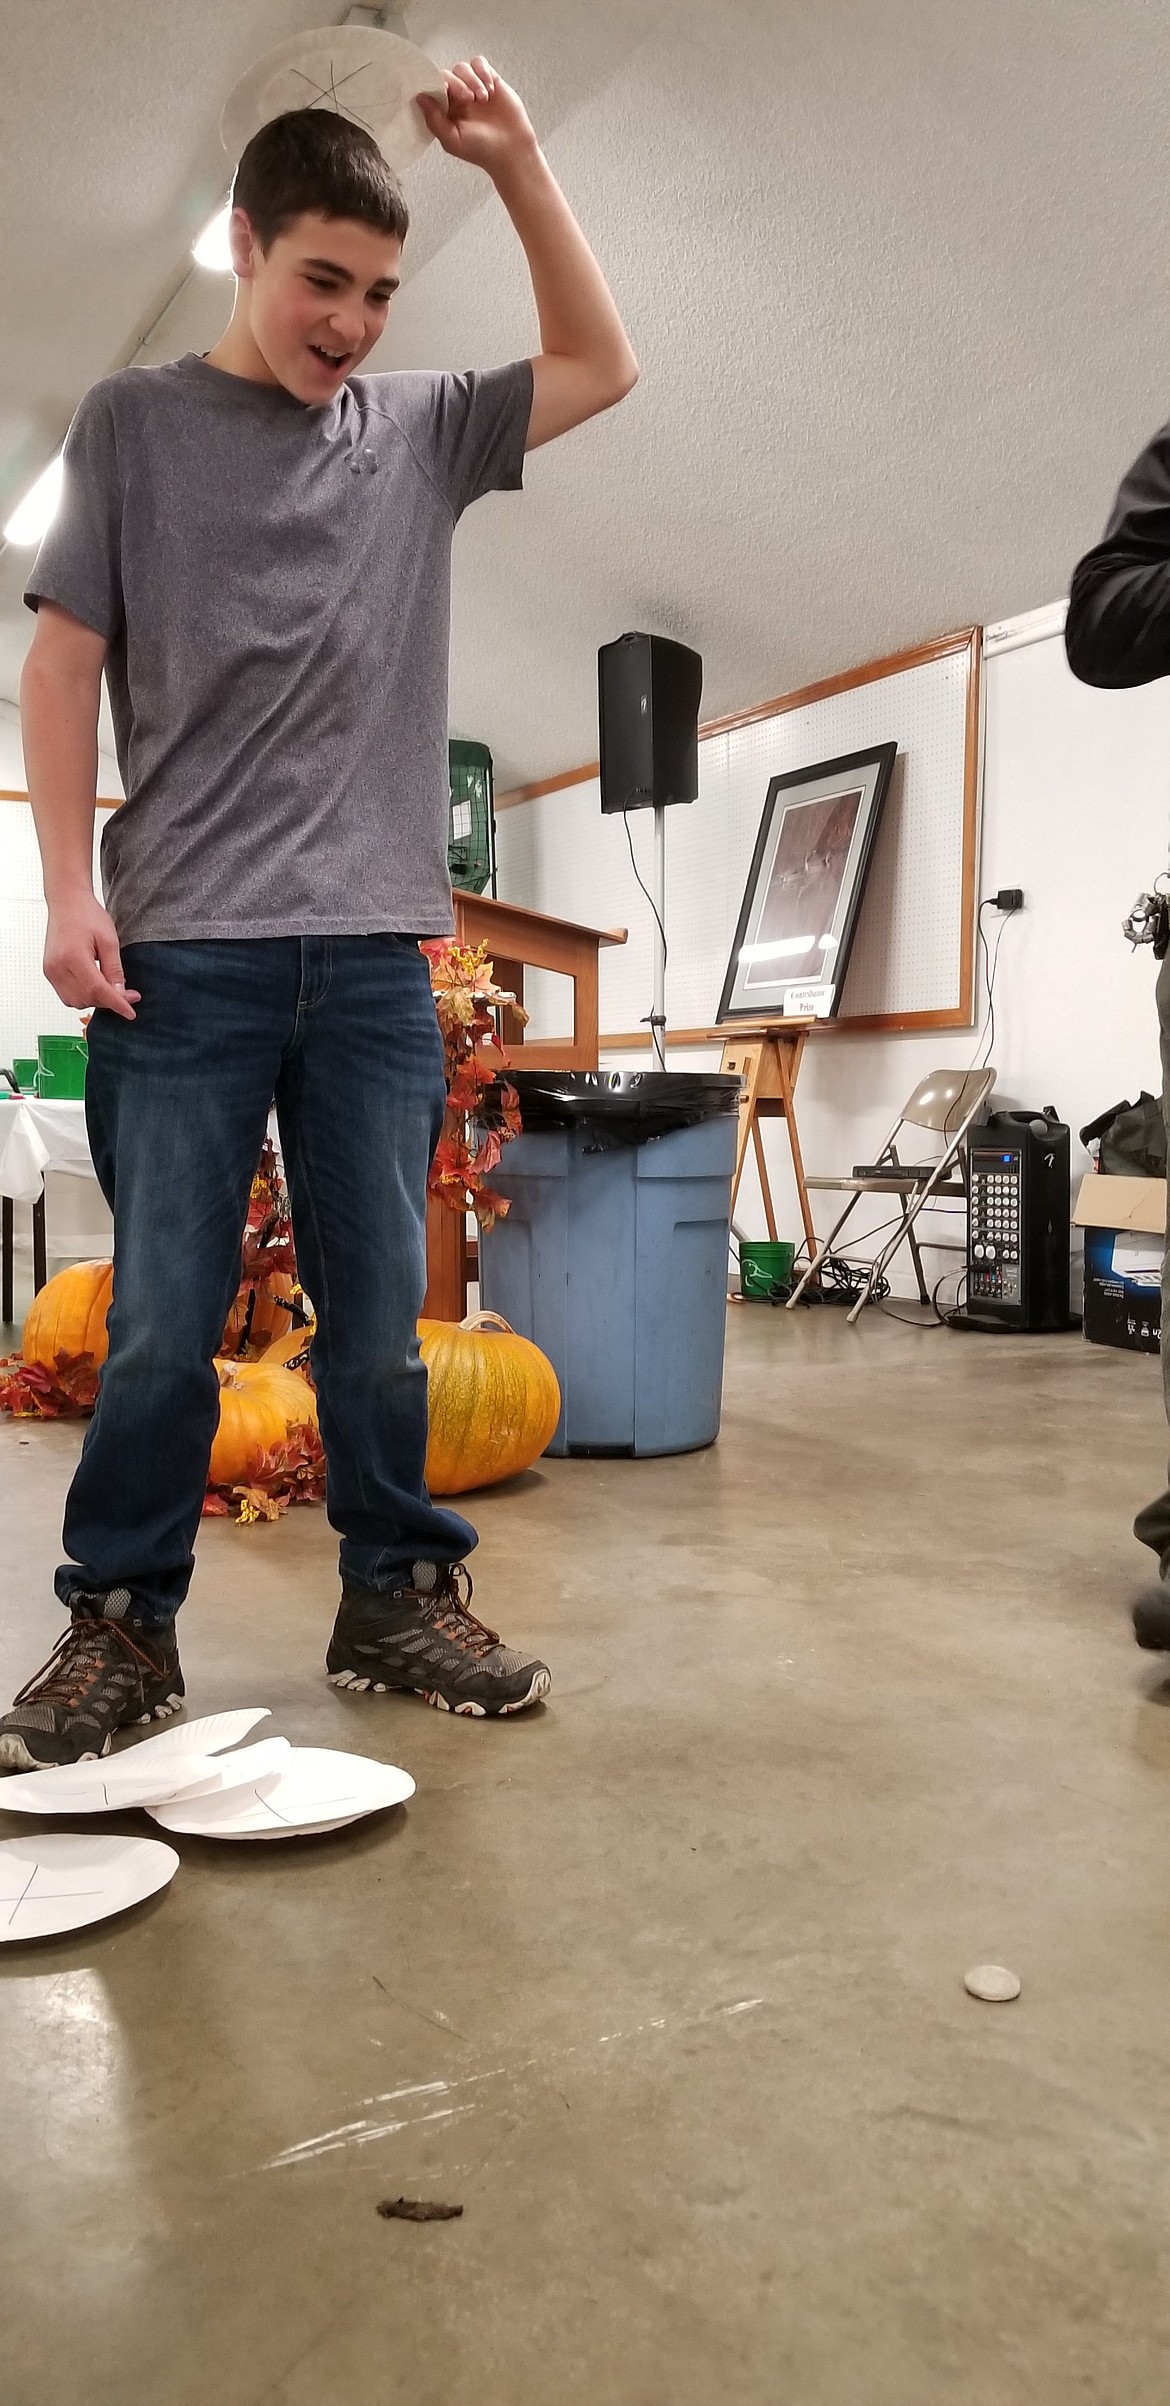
[24,351,533,942]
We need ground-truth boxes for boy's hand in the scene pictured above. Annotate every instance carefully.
[417,59,539,179]
[44,895,140,1021]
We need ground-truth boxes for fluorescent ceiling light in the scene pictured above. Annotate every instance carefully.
[193,204,234,272]
[738,935,816,964]
[4,452,64,547]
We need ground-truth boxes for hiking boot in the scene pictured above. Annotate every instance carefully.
[326,1562,551,1717]
[0,1594,185,1771]
[1133,1590,1170,1651]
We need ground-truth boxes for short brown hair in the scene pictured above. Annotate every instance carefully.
[232,108,409,250]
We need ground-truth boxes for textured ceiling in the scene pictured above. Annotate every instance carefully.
[1,0,1169,787]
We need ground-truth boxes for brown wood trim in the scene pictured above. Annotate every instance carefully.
[495,626,980,808]
[497,761,601,808]
[698,627,978,740]
[0,788,122,807]
[601,1005,973,1048]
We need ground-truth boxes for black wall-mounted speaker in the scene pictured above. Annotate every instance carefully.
[597,632,703,814]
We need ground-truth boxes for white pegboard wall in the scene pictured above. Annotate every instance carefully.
[496,641,975,1038]
[0,803,113,1070]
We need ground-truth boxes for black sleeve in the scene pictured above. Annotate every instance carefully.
[1065,422,1170,688]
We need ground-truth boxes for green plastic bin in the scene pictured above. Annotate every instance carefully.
[738,1239,796,1300]
[447,737,495,895]
[36,1034,88,1098]
[12,1057,38,1094]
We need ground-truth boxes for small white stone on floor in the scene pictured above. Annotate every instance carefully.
[964,1963,1021,2002]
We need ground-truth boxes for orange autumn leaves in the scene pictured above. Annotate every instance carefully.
[422,939,522,1232]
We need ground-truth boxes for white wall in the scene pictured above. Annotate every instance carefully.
[497,617,1170,1300]
[0,702,122,1070]
[0,700,121,1269]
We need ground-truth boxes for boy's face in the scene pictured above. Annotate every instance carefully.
[230,208,403,402]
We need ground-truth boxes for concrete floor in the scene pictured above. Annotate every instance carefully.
[3,1301,1170,2405]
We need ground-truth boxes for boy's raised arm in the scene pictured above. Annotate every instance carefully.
[418,58,638,451]
[21,602,139,1020]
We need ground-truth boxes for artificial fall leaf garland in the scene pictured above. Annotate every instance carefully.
[422,938,523,1232]
[200,1428,328,1523]
[0,943,524,1515]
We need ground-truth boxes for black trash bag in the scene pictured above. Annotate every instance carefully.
[1079,1093,1167,1179]
[483,1070,742,1150]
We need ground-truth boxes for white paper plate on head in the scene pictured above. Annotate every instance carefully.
[221,24,447,173]
[0,1832,179,1942]
[147,1747,415,1841]
[0,1735,292,1818]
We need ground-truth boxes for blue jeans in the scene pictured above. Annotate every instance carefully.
[58,937,476,1631]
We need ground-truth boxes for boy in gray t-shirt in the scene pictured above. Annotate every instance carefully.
[1,59,637,1766]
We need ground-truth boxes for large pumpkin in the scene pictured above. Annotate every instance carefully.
[208,1356,319,1488]
[23,1259,114,1373]
[418,1311,560,1496]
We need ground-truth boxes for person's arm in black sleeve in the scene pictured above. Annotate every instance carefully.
[1065,423,1170,688]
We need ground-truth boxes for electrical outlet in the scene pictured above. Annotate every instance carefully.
[991,888,1024,912]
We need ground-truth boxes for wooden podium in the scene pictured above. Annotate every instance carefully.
[718,1021,819,1264]
[423,896,627,1321]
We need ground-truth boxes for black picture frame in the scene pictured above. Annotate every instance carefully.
[716,742,898,1022]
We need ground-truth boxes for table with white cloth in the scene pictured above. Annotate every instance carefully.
[0,1099,98,1317]
[0,1099,288,1323]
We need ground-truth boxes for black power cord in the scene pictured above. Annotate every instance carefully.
[787,1205,965,1313]
[973,887,1023,1073]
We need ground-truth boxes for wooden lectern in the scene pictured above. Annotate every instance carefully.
[423,896,627,1321]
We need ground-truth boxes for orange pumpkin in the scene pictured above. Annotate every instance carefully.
[23,1259,114,1373]
[208,1356,319,1488]
[220,1271,302,1360]
[418,1311,560,1496]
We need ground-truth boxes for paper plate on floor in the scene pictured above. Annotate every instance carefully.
[0,1735,292,1817]
[147,1747,415,1840]
[0,1832,179,1942]
[110,1708,271,1762]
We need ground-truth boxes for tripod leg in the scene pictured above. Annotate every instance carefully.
[750,1116,779,1241]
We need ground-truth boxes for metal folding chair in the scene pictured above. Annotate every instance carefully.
[786,1067,996,1324]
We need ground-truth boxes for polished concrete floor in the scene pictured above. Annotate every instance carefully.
[3,1301,1170,2405]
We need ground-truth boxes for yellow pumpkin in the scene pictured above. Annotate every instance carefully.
[23,1259,114,1372]
[418,1311,560,1496]
[208,1356,319,1488]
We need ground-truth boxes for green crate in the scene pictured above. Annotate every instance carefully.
[36,1034,88,1099]
[448,736,495,895]
[12,1057,38,1093]
[738,1239,796,1300]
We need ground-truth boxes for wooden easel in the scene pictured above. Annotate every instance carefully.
[719,1020,819,1265]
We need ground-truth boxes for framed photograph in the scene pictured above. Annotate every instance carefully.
[717,743,897,1021]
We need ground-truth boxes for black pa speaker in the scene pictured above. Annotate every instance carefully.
[598,632,703,814]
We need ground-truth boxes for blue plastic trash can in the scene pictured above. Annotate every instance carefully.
[479,1071,741,1457]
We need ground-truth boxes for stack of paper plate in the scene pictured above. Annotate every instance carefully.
[0,1709,416,1935]
[0,1711,285,1816]
[147,1747,415,1840]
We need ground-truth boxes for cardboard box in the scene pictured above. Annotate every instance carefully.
[1073,1174,1165,1354]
